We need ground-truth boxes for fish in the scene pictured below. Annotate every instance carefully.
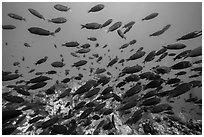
[125,109,143,125]
[149,24,171,37]
[156,47,167,56]
[46,70,57,74]
[126,51,146,61]
[8,13,26,21]
[129,39,137,45]
[176,30,202,41]
[73,80,96,96]
[116,81,126,88]
[54,27,61,33]
[124,74,140,82]
[123,21,135,29]
[188,46,202,57]
[28,8,45,20]
[2,25,16,30]
[79,108,93,119]
[168,53,176,56]
[75,48,91,54]
[81,23,101,29]
[92,114,100,120]
[13,86,30,96]
[28,27,60,36]
[35,56,48,65]
[189,74,200,78]
[73,101,86,110]
[70,52,79,58]
[142,12,159,21]
[51,61,65,68]
[163,43,186,50]
[119,100,138,111]
[57,88,72,99]
[175,71,187,77]
[28,81,47,90]
[2,73,22,81]
[173,50,191,61]
[94,68,106,74]
[24,43,31,47]
[54,4,70,12]
[101,86,113,95]
[165,78,181,85]
[3,94,24,103]
[13,61,20,66]
[119,43,129,50]
[28,116,45,124]
[107,21,122,33]
[143,50,156,64]
[123,25,133,34]
[48,17,67,24]
[168,82,192,98]
[41,116,59,129]
[62,41,79,47]
[155,52,168,62]
[117,29,126,39]
[171,61,192,70]
[193,59,202,64]
[191,67,202,72]
[144,79,164,90]
[102,44,108,48]
[88,4,104,13]
[123,82,142,98]
[107,56,118,67]
[153,65,171,74]
[87,37,97,41]
[50,125,68,135]
[101,19,113,29]
[27,75,51,84]
[81,43,91,48]
[122,64,143,74]
[84,87,101,98]
[94,102,106,112]
[140,96,161,107]
[72,60,87,67]
[97,76,111,86]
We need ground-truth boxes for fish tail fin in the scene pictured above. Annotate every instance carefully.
[81,24,85,29]
[124,36,126,40]
[47,19,51,23]
[23,18,26,22]
[176,38,180,41]
[162,46,167,49]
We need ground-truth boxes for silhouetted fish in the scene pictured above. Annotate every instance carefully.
[8,13,26,21]
[88,4,104,13]
[54,4,71,12]
[2,25,16,30]
[28,8,45,20]
[142,12,159,21]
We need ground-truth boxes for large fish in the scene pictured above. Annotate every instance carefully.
[8,13,26,21]
[88,4,105,13]
[48,17,67,24]
[2,25,16,30]
[28,8,45,20]
[142,12,159,21]
[54,4,71,12]
[94,68,106,74]
[173,50,191,61]
[168,83,192,98]
[81,23,101,29]
[101,19,113,29]
[176,30,202,41]
[28,27,60,36]
[107,21,122,33]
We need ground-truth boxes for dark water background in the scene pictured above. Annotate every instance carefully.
[2,2,202,120]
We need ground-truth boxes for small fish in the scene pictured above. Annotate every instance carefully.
[123,82,142,98]
[72,60,87,67]
[156,47,167,56]
[107,21,122,33]
[168,83,192,98]
[163,43,186,50]
[143,50,156,64]
[35,56,48,65]
[41,117,59,129]
[94,68,106,74]
[165,78,181,85]
[2,25,16,30]
[123,21,135,29]
[13,61,20,66]
[102,44,108,48]
[171,61,192,70]
[70,52,79,58]
[54,4,70,12]
[2,73,22,81]
[62,41,79,47]
[87,37,97,41]
[28,27,59,36]
[189,74,200,78]
[88,4,105,13]
[117,29,126,39]
[124,74,140,82]
[123,25,133,34]
[79,108,93,119]
[175,71,187,77]
[173,50,191,61]
[193,59,202,64]
[107,56,118,67]
[122,64,143,74]
[168,53,176,56]
[81,23,101,29]
[84,87,101,98]
[28,82,47,90]
[139,96,161,107]
[8,13,26,21]
[54,27,61,33]
[176,30,202,41]
[149,24,171,37]
[3,94,24,103]
[48,17,67,24]
[188,46,202,57]
[155,52,168,62]
[24,42,31,47]
[28,8,45,20]
[119,43,129,50]
[142,12,159,21]
[75,48,91,54]
[27,75,51,84]
[51,61,65,68]
[126,51,146,61]
[57,88,71,99]
[129,39,137,45]
[101,19,113,29]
